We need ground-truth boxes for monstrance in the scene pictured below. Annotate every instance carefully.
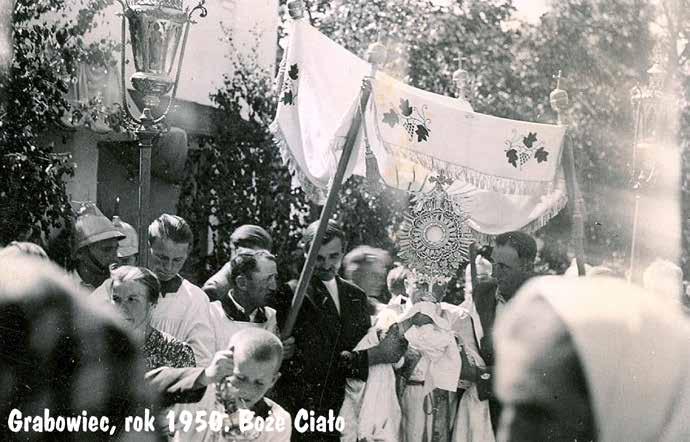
[398,171,473,290]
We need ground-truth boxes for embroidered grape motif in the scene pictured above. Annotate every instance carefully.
[403,121,416,140]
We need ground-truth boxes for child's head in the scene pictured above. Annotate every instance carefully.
[225,328,283,409]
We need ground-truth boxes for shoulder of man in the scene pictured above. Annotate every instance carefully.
[203,262,231,289]
[336,276,367,298]
[180,279,212,304]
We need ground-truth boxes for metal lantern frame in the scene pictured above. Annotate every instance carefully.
[115,0,207,266]
[628,62,668,280]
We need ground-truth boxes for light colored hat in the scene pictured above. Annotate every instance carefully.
[73,203,125,251]
[112,216,138,258]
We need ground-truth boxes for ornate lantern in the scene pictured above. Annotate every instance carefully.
[628,62,669,279]
[115,0,207,265]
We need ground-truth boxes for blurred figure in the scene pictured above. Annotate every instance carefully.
[387,265,409,306]
[112,215,139,266]
[342,245,392,309]
[494,276,690,442]
[0,241,48,260]
[643,258,683,306]
[72,202,125,291]
[564,258,616,277]
[0,255,156,440]
[203,224,273,302]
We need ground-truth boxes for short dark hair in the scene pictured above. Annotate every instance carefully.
[148,214,193,246]
[229,328,283,373]
[230,225,273,251]
[300,219,346,251]
[109,265,161,304]
[495,231,537,263]
[229,249,275,288]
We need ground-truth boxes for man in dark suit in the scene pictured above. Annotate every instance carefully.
[459,231,537,430]
[273,220,409,441]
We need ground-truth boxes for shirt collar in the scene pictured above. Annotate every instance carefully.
[228,291,253,318]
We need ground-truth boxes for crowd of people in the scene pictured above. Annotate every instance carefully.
[1,202,689,442]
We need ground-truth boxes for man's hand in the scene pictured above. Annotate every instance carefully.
[400,312,434,334]
[458,345,478,383]
[368,323,408,365]
[200,350,234,386]
[282,336,295,360]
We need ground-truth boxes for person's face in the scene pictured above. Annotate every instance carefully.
[149,238,189,282]
[118,254,138,266]
[492,245,529,298]
[351,261,387,299]
[311,237,343,281]
[242,257,278,306]
[226,352,279,410]
[86,238,119,268]
[404,277,446,303]
[111,280,154,331]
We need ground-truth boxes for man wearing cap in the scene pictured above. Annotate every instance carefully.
[202,224,273,303]
[72,203,125,291]
[112,215,139,265]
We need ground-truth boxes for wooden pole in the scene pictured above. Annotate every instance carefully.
[550,72,586,276]
[281,2,386,337]
[136,109,158,268]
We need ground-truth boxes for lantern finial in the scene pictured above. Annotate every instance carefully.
[287,0,305,20]
[550,70,569,125]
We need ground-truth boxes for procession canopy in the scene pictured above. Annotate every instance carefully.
[271,16,568,237]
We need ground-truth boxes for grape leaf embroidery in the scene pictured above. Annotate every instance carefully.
[399,98,413,117]
[416,125,429,142]
[506,149,518,168]
[523,132,538,148]
[288,64,299,81]
[382,109,399,128]
[535,147,549,163]
[281,90,294,105]
[504,130,549,169]
[280,63,299,106]
[382,98,431,143]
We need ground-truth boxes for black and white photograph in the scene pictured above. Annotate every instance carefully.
[1,0,689,440]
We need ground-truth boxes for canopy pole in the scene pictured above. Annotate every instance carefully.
[550,72,587,276]
[282,34,387,338]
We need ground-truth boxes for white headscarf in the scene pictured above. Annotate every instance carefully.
[495,276,690,442]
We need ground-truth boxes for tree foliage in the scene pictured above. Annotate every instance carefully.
[177,52,311,283]
[0,0,114,264]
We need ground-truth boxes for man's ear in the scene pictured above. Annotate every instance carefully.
[235,274,249,291]
[269,372,281,388]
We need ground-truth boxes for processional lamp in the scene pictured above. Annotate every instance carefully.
[116,0,207,266]
[628,63,666,280]
[550,71,587,276]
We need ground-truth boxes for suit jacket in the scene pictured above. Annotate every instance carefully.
[145,366,207,409]
[272,276,371,434]
[471,279,501,429]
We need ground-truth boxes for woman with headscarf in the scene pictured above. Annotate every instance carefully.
[494,276,690,442]
[108,265,196,370]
